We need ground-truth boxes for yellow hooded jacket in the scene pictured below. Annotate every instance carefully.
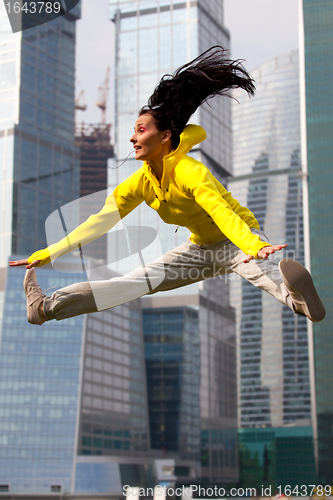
[28,124,270,266]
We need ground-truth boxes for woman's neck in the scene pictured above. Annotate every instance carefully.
[149,159,163,183]
[148,144,172,182]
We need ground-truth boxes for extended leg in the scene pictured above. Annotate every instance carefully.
[27,238,216,323]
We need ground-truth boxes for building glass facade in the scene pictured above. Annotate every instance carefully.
[230,51,315,484]
[78,266,150,457]
[142,286,238,484]
[143,306,201,460]
[301,0,333,482]
[109,0,238,485]
[109,0,231,276]
[0,5,83,491]
[109,0,238,483]
[198,278,238,484]
[238,426,316,490]
[0,3,81,267]
[0,1,159,494]
[0,6,82,491]
[0,261,152,494]
[0,263,85,493]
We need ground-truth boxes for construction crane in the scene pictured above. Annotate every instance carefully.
[75,89,87,123]
[96,67,110,124]
[75,90,87,111]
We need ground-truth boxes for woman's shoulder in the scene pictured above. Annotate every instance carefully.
[175,154,211,179]
[114,166,149,196]
[122,165,148,184]
[177,153,205,168]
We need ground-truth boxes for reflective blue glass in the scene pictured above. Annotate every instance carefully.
[303,0,333,481]
[0,264,85,493]
[0,8,81,266]
[111,0,238,485]
[143,307,200,460]
[230,51,315,484]
[75,462,122,493]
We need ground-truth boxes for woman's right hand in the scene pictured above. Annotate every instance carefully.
[243,244,287,263]
[9,259,41,269]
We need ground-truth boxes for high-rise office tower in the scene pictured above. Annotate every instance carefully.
[0,5,82,491]
[230,51,316,488]
[0,260,152,494]
[109,0,238,485]
[0,3,156,494]
[0,3,81,268]
[300,0,333,482]
[143,306,201,461]
[109,0,232,262]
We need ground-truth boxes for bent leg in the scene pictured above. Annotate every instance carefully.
[226,238,325,321]
[44,238,216,321]
[230,254,289,305]
[220,229,291,307]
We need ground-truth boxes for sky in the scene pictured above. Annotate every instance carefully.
[75,0,299,126]
[224,0,299,72]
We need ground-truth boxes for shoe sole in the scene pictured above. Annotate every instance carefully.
[279,259,326,322]
[23,268,31,294]
[24,269,34,324]
[23,268,43,325]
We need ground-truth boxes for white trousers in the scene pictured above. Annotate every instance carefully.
[43,229,291,321]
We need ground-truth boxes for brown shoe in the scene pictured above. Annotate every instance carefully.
[279,259,326,323]
[23,268,46,325]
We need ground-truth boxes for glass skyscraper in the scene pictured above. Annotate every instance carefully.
[0,260,153,494]
[300,0,333,482]
[109,0,232,266]
[109,0,238,485]
[0,1,82,342]
[0,3,158,493]
[230,51,316,488]
[143,306,201,460]
[197,278,238,484]
[0,263,85,494]
[0,4,83,493]
[0,3,81,267]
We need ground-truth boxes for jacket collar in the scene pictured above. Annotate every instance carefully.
[143,124,206,187]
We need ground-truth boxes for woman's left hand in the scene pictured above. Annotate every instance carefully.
[243,244,287,263]
[9,258,41,269]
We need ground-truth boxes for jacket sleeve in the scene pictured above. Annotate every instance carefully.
[28,170,146,267]
[188,164,271,257]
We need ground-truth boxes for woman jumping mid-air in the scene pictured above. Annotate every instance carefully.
[9,46,325,324]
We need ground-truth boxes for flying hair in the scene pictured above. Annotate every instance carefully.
[139,45,255,149]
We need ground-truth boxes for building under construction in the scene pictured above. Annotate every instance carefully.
[76,122,113,198]
[75,122,114,263]
[74,68,114,263]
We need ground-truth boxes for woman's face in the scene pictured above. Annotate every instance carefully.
[130,113,169,162]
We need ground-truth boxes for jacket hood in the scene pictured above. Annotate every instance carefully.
[170,123,207,158]
[143,124,207,188]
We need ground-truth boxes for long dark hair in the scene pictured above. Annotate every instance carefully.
[139,45,255,149]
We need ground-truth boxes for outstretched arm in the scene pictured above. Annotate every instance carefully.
[9,169,146,269]
[186,162,288,259]
[9,194,124,268]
